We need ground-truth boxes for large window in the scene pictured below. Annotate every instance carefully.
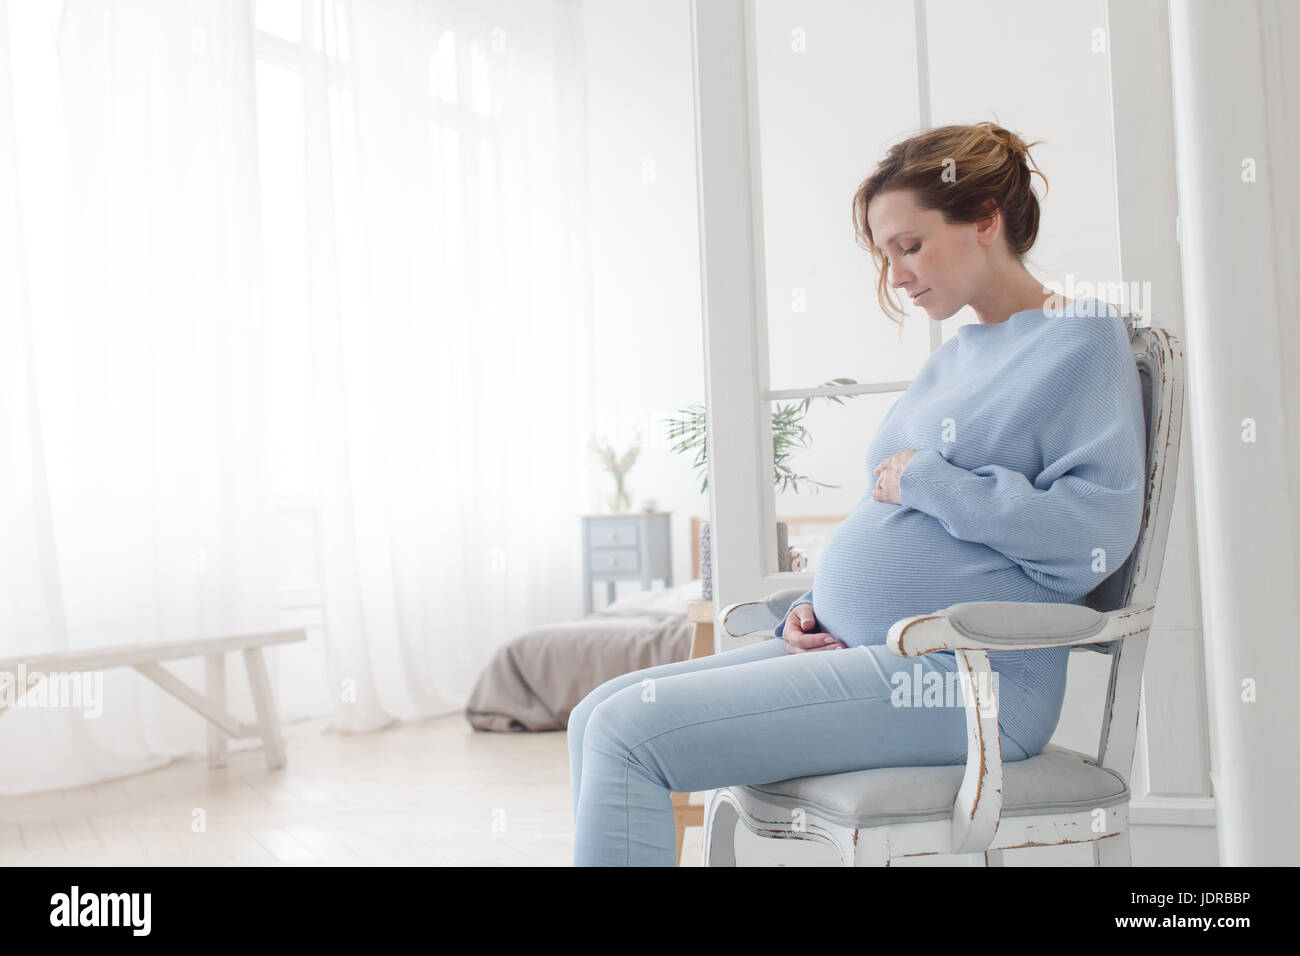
[252,0,499,609]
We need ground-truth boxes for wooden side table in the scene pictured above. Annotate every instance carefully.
[580,512,672,615]
[685,598,715,659]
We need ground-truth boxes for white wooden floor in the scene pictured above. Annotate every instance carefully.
[0,715,711,866]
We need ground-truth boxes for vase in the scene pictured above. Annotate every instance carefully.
[608,475,631,513]
[698,521,789,600]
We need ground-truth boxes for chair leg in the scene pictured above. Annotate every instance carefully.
[851,828,890,866]
[1093,830,1131,866]
[985,849,1005,866]
[701,791,740,866]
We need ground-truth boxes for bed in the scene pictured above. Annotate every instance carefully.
[463,580,701,732]
[463,514,847,732]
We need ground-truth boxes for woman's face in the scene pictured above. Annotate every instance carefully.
[866,188,989,320]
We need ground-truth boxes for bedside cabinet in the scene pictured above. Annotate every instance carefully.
[581,512,673,615]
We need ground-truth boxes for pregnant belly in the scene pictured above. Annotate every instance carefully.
[810,497,1040,649]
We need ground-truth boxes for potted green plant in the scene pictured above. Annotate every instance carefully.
[665,378,859,597]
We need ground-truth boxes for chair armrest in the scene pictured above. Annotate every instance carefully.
[884,601,1151,854]
[886,601,1155,658]
[945,647,1003,854]
[718,587,810,638]
[917,602,1149,854]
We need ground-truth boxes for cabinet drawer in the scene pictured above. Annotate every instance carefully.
[590,548,641,573]
[588,520,640,549]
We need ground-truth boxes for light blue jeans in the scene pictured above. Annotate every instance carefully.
[567,635,1033,866]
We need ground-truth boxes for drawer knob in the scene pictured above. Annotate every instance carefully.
[607,557,617,566]
[607,532,616,540]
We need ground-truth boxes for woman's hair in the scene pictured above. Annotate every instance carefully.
[850,120,1048,325]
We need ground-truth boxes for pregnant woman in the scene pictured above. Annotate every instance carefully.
[567,121,1147,866]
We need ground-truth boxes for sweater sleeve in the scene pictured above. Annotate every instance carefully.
[773,587,814,639]
[896,314,1147,600]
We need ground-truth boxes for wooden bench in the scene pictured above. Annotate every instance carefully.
[0,629,307,770]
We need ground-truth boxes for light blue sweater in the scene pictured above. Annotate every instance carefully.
[773,296,1146,754]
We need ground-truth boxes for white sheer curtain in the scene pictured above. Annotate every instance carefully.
[275,0,592,731]
[0,0,280,795]
[1,0,591,794]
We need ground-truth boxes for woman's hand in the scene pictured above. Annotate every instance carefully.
[782,603,846,654]
[872,449,919,505]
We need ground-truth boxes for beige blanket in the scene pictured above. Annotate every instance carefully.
[464,583,700,732]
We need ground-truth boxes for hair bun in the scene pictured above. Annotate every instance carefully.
[978,120,1047,199]
[977,121,1027,160]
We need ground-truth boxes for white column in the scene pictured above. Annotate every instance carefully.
[691,0,780,622]
[1168,0,1300,864]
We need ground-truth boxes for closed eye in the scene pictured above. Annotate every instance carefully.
[883,242,920,266]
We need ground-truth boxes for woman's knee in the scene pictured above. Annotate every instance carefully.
[582,681,658,754]
[568,687,604,746]
[569,667,653,745]
[572,640,781,750]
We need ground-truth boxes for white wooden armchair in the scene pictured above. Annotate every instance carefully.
[702,318,1184,867]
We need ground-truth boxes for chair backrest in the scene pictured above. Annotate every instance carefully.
[1080,315,1186,651]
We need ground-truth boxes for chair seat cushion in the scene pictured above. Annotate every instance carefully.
[735,745,1128,829]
